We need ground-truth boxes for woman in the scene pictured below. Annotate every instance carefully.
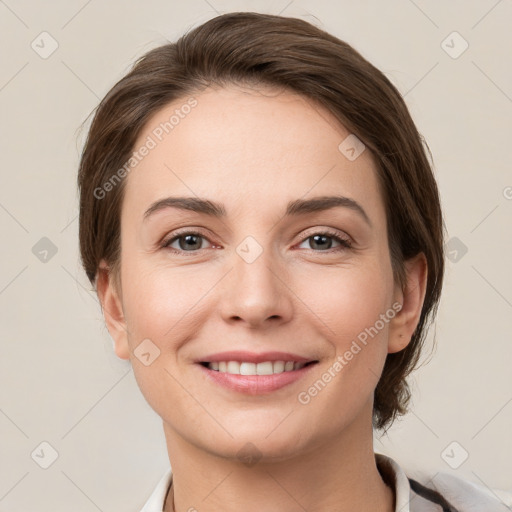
[77,12,506,512]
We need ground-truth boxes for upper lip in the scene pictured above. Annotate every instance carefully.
[196,351,316,364]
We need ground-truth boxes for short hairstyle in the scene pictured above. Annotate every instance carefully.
[77,11,445,431]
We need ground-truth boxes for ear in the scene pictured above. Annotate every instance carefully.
[388,252,428,354]
[95,259,130,360]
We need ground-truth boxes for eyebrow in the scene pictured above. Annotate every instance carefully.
[143,195,372,227]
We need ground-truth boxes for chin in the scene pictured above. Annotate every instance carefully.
[194,417,317,462]
[205,435,311,465]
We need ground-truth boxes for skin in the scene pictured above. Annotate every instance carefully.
[96,84,427,512]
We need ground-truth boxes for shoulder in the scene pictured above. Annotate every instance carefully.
[375,453,512,512]
[415,470,512,512]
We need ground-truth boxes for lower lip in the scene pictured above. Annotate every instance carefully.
[196,363,318,395]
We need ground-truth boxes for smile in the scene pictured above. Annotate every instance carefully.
[197,360,319,395]
[200,360,316,375]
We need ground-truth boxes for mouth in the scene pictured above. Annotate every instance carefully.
[197,359,319,395]
[198,360,318,375]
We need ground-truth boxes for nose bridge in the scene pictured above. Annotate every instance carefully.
[235,234,276,288]
[219,234,292,327]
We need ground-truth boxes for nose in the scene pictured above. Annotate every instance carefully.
[217,242,294,329]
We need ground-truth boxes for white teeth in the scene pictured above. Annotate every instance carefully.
[227,361,239,374]
[273,361,285,373]
[239,362,256,375]
[256,361,273,375]
[206,360,309,375]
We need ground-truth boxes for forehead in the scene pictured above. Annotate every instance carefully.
[121,84,385,225]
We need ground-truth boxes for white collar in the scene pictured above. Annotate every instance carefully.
[139,467,173,512]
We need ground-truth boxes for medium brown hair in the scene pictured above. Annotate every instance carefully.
[77,11,445,431]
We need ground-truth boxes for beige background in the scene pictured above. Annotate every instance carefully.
[1,0,511,510]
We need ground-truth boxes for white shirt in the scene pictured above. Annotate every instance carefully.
[140,453,511,512]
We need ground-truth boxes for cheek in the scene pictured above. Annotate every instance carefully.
[118,262,209,408]
[122,264,204,339]
[295,258,393,336]
[296,265,393,408]
[296,259,393,398]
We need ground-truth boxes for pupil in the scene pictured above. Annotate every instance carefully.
[312,234,331,250]
[180,234,201,250]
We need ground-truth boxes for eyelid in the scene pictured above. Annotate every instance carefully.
[297,226,351,242]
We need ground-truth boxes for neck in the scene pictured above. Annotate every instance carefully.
[162,410,395,512]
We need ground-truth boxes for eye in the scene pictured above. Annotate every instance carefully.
[160,228,352,255]
[161,231,213,253]
[297,230,352,252]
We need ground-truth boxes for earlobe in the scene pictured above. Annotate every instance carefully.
[95,260,130,360]
[388,253,428,354]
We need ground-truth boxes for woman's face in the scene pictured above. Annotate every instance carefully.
[102,84,411,460]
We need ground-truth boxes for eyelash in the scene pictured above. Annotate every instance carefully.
[160,228,353,255]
